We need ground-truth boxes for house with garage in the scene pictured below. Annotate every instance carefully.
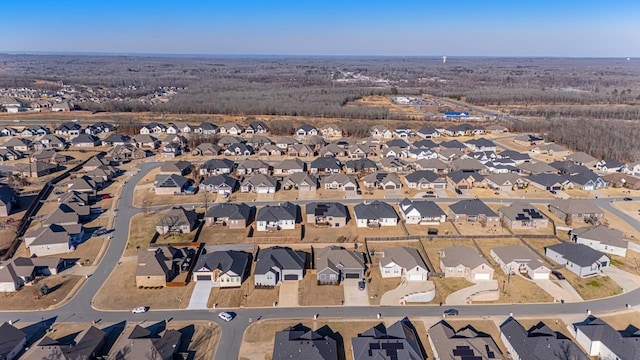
[352,318,425,360]
[449,199,500,226]
[205,202,252,229]
[315,246,366,284]
[219,122,244,135]
[154,174,189,195]
[362,172,403,190]
[500,317,587,360]
[414,158,449,173]
[379,246,429,281]
[273,158,306,175]
[236,159,270,176]
[413,139,438,150]
[354,201,398,228]
[105,144,147,163]
[258,144,284,157]
[224,142,253,156]
[573,316,640,360]
[407,147,438,160]
[602,173,640,190]
[320,124,343,139]
[305,202,348,228]
[398,198,446,225]
[24,225,75,257]
[512,133,544,147]
[246,121,269,134]
[595,159,625,173]
[192,250,250,287]
[2,137,31,152]
[447,170,485,190]
[310,157,343,174]
[380,146,407,159]
[135,246,194,288]
[417,126,439,139]
[527,173,573,191]
[307,135,327,151]
[571,225,628,257]
[318,143,345,158]
[0,186,14,217]
[491,245,550,279]
[200,158,235,176]
[380,156,409,173]
[370,125,393,139]
[273,325,338,360]
[26,325,106,360]
[241,174,278,193]
[0,257,63,292]
[256,202,298,231]
[545,243,609,278]
[159,160,192,176]
[404,170,447,189]
[564,171,607,191]
[429,320,503,360]
[465,138,497,152]
[564,152,598,167]
[345,158,378,174]
[156,206,198,234]
[191,142,220,156]
[282,172,317,192]
[71,133,100,148]
[287,143,314,157]
[199,174,238,194]
[0,322,26,360]
[485,173,528,191]
[393,126,414,139]
[548,199,604,225]
[160,142,182,158]
[323,173,358,191]
[517,161,558,175]
[440,246,494,281]
[499,202,549,229]
[295,124,318,138]
[254,246,306,285]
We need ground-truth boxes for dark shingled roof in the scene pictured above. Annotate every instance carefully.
[500,317,587,360]
[449,199,498,217]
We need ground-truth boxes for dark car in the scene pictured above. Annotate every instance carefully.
[443,308,459,316]
[455,188,463,195]
[358,280,366,291]
[624,197,633,201]
[550,190,557,195]
[552,271,565,280]
[427,228,438,236]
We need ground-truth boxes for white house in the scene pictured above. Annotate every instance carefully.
[379,246,429,281]
[572,226,628,257]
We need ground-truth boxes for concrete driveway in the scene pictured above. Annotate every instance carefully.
[558,280,583,301]
[445,280,499,305]
[187,281,212,309]
[533,279,582,302]
[343,279,369,306]
[278,281,299,307]
[380,280,435,305]
[603,266,640,292]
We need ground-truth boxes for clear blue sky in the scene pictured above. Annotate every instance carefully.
[2,0,639,57]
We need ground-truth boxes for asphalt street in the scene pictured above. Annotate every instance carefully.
[0,162,639,360]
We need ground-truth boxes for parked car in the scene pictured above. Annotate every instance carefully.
[455,188,463,195]
[552,271,565,280]
[623,197,633,201]
[131,306,148,314]
[93,228,108,237]
[427,228,438,236]
[443,308,459,316]
[218,312,233,322]
[550,190,557,195]
[101,194,113,200]
[358,280,366,291]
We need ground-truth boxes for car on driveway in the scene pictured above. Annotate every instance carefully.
[358,280,366,291]
[131,306,148,314]
[443,308,459,316]
[624,197,633,201]
[552,270,565,280]
[550,190,557,195]
[218,312,233,322]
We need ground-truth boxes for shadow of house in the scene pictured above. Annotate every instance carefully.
[273,323,340,360]
[110,320,181,360]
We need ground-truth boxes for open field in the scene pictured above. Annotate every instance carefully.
[556,270,623,300]
[611,200,640,222]
[0,275,82,310]
[495,272,554,303]
[303,222,360,243]
[198,225,250,244]
[602,208,640,240]
[298,271,344,306]
[125,213,160,256]
[366,267,401,306]
[93,257,194,310]
[610,251,640,276]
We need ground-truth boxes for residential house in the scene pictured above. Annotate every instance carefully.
[573,316,640,360]
[274,158,306,175]
[254,246,306,285]
[310,157,342,174]
[256,202,298,231]
[449,199,500,226]
[258,144,284,157]
[315,246,365,284]
[192,250,250,287]
[491,246,550,279]
[2,137,31,152]
[0,186,15,217]
[565,152,598,167]
[393,126,414,139]
[219,122,244,135]
[354,201,398,228]
[0,257,63,292]
[199,174,239,194]
[159,160,192,176]
[307,135,327,151]
[218,135,243,148]
[318,143,345,157]
[546,243,609,278]
[413,139,438,149]
[273,325,338,360]
[440,246,494,281]
[499,150,531,164]
[345,158,378,174]
[305,202,348,228]
[352,318,424,360]
[140,122,167,134]
[500,317,587,360]
[110,323,181,360]
[398,198,446,225]
[512,133,544,146]
[133,134,160,148]
[439,139,468,151]
[602,173,640,190]
[447,170,484,190]
[246,120,269,134]
[282,172,318,192]
[154,174,189,195]
[200,158,235,176]
[0,148,23,162]
[465,138,497,152]
[485,124,509,133]
[195,122,219,135]
[241,174,278,193]
[379,157,409,172]
[429,320,503,360]
[323,173,358,192]
[517,161,558,175]
[414,158,449,173]
[245,135,272,149]
[572,225,628,257]
[486,173,528,191]
[38,134,66,149]
[286,143,313,157]
[21,125,49,137]
[548,199,604,225]
[295,124,318,138]
[380,146,407,159]
[71,133,100,148]
[160,142,182,158]
[362,172,402,190]
[527,173,573,191]
[101,133,131,147]
[13,161,57,178]
[320,124,343,139]
[0,322,26,360]
[224,142,253,156]
[499,202,548,229]
[407,147,438,160]
[404,170,447,189]
[379,246,429,281]
[347,144,370,159]
[0,126,17,136]
[417,126,440,139]
[156,206,198,234]
[237,159,270,176]
[135,246,193,287]
[205,202,252,229]
[275,137,297,150]
[24,224,77,257]
[191,142,220,156]
[67,175,98,196]
[530,143,570,156]
[105,144,147,163]
[370,125,392,139]
[27,326,105,360]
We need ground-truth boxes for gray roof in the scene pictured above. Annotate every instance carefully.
[155,174,188,189]
[202,158,235,170]
[311,157,343,170]
[323,173,357,186]
[499,202,546,222]
[440,246,490,269]
[345,158,378,171]
[486,173,526,186]
[429,320,503,360]
[546,243,608,267]
[0,185,13,207]
[380,246,427,271]
[451,158,486,171]
[574,316,640,360]
[273,325,338,360]
[306,202,348,218]
[565,151,597,164]
[256,202,298,222]
[413,139,438,149]
[405,170,440,183]
[500,318,587,360]
[315,246,365,273]
[517,162,558,174]
[243,174,278,188]
[34,325,105,360]
[206,203,252,221]
[465,137,496,148]
[194,250,250,276]
[238,159,270,170]
[549,199,602,215]
[200,174,238,189]
[363,172,402,186]
[572,226,628,249]
[447,170,484,183]
[449,199,498,217]
[255,246,306,274]
[136,248,173,278]
[113,324,181,360]
[414,158,448,171]
[528,173,569,187]
[0,322,25,357]
[492,245,546,270]
[354,201,397,220]
[399,198,445,218]
[157,206,198,229]
[274,158,306,171]
[352,318,424,360]
[71,133,99,144]
[284,172,317,188]
[160,160,192,173]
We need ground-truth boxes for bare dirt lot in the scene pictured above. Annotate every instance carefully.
[602,208,640,239]
[298,271,344,306]
[0,275,82,310]
[366,267,401,306]
[198,225,250,245]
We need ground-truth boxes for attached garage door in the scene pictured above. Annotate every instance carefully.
[458,185,468,189]
[385,184,396,190]
[345,273,360,279]
[533,272,548,280]
[551,186,562,190]
[474,273,491,281]
[283,274,299,281]
[344,186,355,191]
[409,274,424,281]
[433,184,446,189]
[196,275,211,281]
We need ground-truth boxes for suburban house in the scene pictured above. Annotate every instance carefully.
[24,225,76,257]
[319,143,346,157]
[247,120,269,134]
[220,122,244,135]
[160,142,182,158]
[485,173,528,191]
[499,202,549,229]
[273,158,306,175]
[110,324,181,360]
[439,246,494,281]
[241,174,278,193]
[135,246,193,288]
[564,171,607,191]
[254,246,306,285]
[282,172,318,192]
[414,158,449,173]
[258,144,284,157]
[305,202,348,228]
[295,124,318,138]
[517,161,558,175]
[191,142,220,156]
[200,158,235,176]
[370,125,393,139]
[571,225,628,257]
[310,157,343,174]
[548,199,604,225]
[449,199,500,226]
[287,143,314,157]
[354,201,398,228]
[465,138,497,152]
[531,143,570,156]
[500,318,587,360]
[602,173,640,190]
[320,124,343,139]
[429,320,503,360]
[0,186,14,217]
[512,133,544,146]
[323,173,358,191]
[192,250,250,287]
[398,198,446,225]
[417,126,440,139]
[205,203,252,229]
[565,152,598,167]
[345,158,378,174]
[273,325,338,360]
[380,157,409,172]
[14,161,58,178]
[154,174,189,195]
[352,318,424,360]
[26,326,106,360]
[0,322,26,360]
[362,172,403,190]
[237,159,271,176]
[315,246,366,284]
[447,170,485,190]
[404,170,447,189]
[158,161,192,176]
[379,246,429,281]
[199,174,239,194]
[105,144,147,163]
[491,245,550,279]
[0,257,63,292]
[595,159,625,173]
[573,316,640,360]
[545,243,609,277]
[155,206,198,234]
[527,173,573,191]
[255,202,298,231]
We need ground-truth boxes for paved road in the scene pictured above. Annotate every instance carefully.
[2,162,640,360]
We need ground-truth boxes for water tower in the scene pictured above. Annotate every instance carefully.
[442,56,447,64]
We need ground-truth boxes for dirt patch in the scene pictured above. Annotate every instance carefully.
[522,237,562,257]
[199,225,251,245]
[610,250,640,276]
[303,221,360,244]
[430,277,474,305]
[420,238,477,272]
[495,273,553,303]
[125,213,160,256]
[0,275,82,310]
[298,271,344,306]
[366,267,401,306]
[556,270,623,300]
[602,208,640,240]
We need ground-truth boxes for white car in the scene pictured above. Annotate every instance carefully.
[218,312,233,322]
[131,306,148,314]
